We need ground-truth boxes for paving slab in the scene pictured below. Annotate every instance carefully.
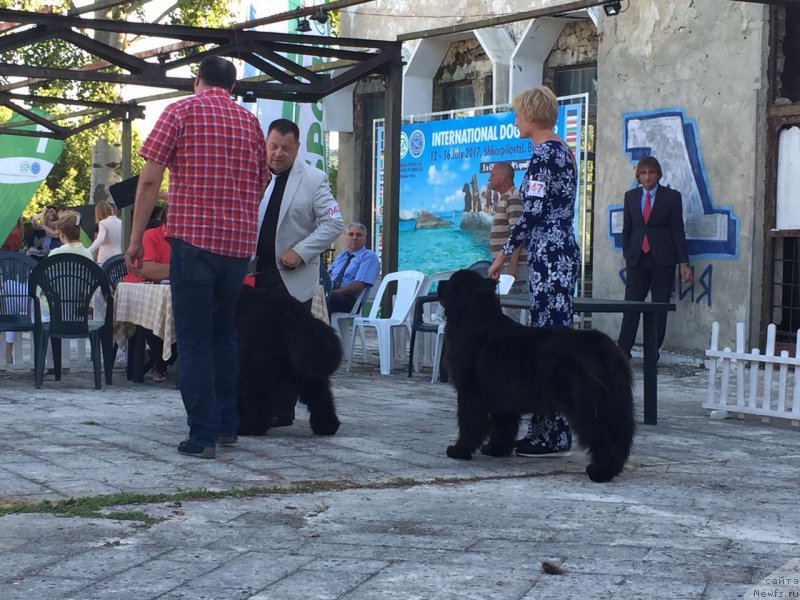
[0,357,799,599]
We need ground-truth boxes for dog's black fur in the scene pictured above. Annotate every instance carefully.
[236,285,342,436]
[437,269,635,482]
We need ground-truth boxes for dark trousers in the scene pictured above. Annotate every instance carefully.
[328,290,356,314]
[255,266,289,294]
[617,252,675,356]
[170,239,249,447]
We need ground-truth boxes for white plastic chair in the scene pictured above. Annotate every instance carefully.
[330,286,369,362]
[347,270,425,375]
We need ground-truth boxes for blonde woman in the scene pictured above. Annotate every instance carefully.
[488,86,579,458]
[88,201,122,265]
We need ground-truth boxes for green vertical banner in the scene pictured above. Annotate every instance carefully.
[0,110,64,244]
[245,2,327,171]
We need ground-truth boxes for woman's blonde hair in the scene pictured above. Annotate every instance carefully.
[55,211,81,242]
[94,200,116,222]
[512,86,559,129]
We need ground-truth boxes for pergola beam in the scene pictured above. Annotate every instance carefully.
[397,0,615,41]
[730,0,797,4]
[0,7,401,135]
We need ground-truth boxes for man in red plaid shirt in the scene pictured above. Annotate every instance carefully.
[125,56,269,459]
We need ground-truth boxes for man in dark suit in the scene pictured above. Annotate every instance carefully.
[617,156,692,359]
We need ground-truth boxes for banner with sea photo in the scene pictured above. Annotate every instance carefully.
[374,104,583,275]
[0,110,64,244]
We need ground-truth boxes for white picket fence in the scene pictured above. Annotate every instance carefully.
[704,322,800,425]
[2,330,97,372]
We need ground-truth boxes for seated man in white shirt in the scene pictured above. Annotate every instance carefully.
[327,222,380,314]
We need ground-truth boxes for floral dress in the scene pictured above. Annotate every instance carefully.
[501,139,579,451]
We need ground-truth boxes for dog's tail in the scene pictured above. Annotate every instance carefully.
[561,334,635,482]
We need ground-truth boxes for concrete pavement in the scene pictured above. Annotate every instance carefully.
[1,356,799,599]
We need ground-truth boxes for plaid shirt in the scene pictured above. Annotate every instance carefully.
[140,87,269,258]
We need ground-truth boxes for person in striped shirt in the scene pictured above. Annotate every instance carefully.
[488,162,527,283]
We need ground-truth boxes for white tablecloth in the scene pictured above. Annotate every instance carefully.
[113,282,174,360]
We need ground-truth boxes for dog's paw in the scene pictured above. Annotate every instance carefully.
[446,445,472,460]
[480,443,512,457]
[586,463,616,483]
[310,417,340,436]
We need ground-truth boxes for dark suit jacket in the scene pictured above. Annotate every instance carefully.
[621,185,690,267]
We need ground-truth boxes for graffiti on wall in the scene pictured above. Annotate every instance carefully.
[608,109,739,258]
[619,263,714,307]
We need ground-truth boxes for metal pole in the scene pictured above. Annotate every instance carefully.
[380,51,403,313]
[121,112,131,179]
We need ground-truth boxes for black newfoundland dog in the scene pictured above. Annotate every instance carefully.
[437,270,635,483]
[236,285,342,436]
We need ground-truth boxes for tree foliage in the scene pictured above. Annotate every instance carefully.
[0,0,232,220]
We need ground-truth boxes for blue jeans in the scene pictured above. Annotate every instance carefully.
[170,239,248,447]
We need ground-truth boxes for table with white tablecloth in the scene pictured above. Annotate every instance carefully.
[113,282,174,382]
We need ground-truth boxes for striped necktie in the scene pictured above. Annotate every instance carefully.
[332,253,354,290]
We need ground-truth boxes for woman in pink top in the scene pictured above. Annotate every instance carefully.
[89,201,122,265]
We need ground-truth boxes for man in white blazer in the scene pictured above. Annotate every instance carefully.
[255,118,343,304]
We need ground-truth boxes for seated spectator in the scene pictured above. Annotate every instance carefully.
[123,213,174,381]
[123,217,169,284]
[1,219,23,252]
[47,212,93,260]
[327,222,380,314]
[32,206,61,253]
[26,230,48,259]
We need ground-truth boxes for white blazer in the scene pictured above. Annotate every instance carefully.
[257,160,343,302]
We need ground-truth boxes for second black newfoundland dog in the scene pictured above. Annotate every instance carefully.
[437,269,635,482]
[236,285,342,437]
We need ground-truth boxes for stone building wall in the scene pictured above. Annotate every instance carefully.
[432,39,492,111]
[543,19,599,90]
[337,0,772,356]
[592,0,769,355]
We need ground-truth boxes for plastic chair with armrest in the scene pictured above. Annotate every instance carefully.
[319,262,332,298]
[101,254,128,290]
[407,270,453,378]
[0,252,38,361]
[467,259,492,277]
[346,270,425,375]
[101,253,128,364]
[329,286,369,362]
[28,254,115,389]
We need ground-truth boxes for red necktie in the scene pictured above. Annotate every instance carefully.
[641,191,652,253]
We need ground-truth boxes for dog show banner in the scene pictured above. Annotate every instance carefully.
[0,110,64,244]
[373,103,584,275]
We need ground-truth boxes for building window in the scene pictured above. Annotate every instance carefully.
[442,82,474,111]
[765,5,800,349]
[555,65,597,114]
[772,235,800,344]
